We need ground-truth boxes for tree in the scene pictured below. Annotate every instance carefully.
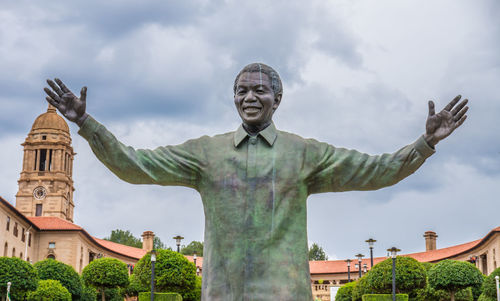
[308,243,328,261]
[104,229,142,248]
[481,266,500,299]
[27,279,71,301]
[181,241,204,256]
[133,249,197,300]
[34,258,82,300]
[82,258,129,301]
[0,257,38,300]
[335,281,357,301]
[153,236,168,250]
[355,256,426,300]
[428,259,483,301]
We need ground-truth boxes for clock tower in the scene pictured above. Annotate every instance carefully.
[15,104,76,222]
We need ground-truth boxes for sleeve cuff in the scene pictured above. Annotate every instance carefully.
[77,115,100,140]
[414,135,436,158]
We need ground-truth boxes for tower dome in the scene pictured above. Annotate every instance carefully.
[31,105,69,133]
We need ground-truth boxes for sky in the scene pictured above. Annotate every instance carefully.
[0,0,499,261]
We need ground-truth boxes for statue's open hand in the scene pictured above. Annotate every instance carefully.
[424,95,468,147]
[44,78,88,127]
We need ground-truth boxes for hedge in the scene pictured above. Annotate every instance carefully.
[34,258,82,299]
[362,294,408,301]
[0,256,38,300]
[481,266,500,298]
[335,281,357,301]
[138,292,183,301]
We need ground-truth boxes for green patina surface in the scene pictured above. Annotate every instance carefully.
[79,116,434,301]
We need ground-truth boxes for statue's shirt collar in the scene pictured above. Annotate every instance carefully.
[234,122,277,147]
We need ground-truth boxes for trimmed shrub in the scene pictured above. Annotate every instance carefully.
[80,286,97,301]
[428,259,483,301]
[335,281,357,301]
[0,256,39,300]
[134,249,196,300]
[353,276,371,301]
[121,273,148,298]
[362,294,409,301]
[34,258,82,299]
[478,293,496,301]
[482,267,500,298]
[82,258,129,301]
[138,292,183,301]
[27,279,71,301]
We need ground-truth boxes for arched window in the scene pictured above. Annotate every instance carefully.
[6,216,10,231]
[20,252,23,259]
[3,242,7,256]
[12,247,16,257]
[47,254,56,260]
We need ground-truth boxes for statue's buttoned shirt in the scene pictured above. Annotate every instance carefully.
[79,116,435,300]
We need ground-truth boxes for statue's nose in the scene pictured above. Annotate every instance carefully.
[244,91,257,102]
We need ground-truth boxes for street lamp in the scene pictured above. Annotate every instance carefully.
[196,266,200,276]
[150,250,156,301]
[355,254,364,278]
[193,251,197,268]
[173,235,184,252]
[363,263,368,274]
[345,259,352,282]
[387,247,400,301]
[366,238,376,268]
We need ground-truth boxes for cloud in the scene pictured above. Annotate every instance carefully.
[0,0,499,257]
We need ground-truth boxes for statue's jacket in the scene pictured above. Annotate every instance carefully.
[79,116,435,301]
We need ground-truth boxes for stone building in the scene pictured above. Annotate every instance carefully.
[309,227,500,300]
[0,105,207,274]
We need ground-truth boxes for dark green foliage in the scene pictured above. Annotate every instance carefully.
[335,281,356,301]
[471,274,485,301]
[120,274,148,298]
[361,294,409,301]
[138,292,183,301]
[27,279,71,301]
[100,288,122,301]
[353,276,372,301]
[80,286,97,301]
[308,243,328,261]
[428,259,483,301]
[34,258,82,299]
[180,241,204,256]
[182,276,201,301]
[482,266,500,298]
[478,293,496,301]
[82,257,129,301]
[361,257,426,296]
[134,249,196,300]
[0,256,39,300]
[104,229,142,248]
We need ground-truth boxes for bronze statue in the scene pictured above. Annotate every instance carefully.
[44,63,468,300]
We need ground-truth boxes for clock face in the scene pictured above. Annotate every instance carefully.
[33,186,47,200]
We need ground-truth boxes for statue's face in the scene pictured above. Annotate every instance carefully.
[234,72,281,127]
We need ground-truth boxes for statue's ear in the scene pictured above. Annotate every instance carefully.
[273,93,282,110]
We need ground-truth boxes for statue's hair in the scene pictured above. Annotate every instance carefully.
[233,63,283,96]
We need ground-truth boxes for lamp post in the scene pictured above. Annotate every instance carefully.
[193,251,197,268]
[150,250,156,301]
[355,254,364,278]
[366,238,376,268]
[345,259,352,282]
[495,275,499,301]
[363,263,368,274]
[173,235,184,252]
[196,266,200,276]
[387,247,400,301]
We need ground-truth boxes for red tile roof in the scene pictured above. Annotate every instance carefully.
[28,216,83,230]
[185,255,203,269]
[93,237,147,260]
[404,239,481,262]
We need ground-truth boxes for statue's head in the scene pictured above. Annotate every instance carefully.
[234,63,283,128]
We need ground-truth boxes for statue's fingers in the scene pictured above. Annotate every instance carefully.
[451,99,468,115]
[80,86,87,102]
[44,87,61,102]
[454,115,467,129]
[47,79,64,97]
[46,96,59,108]
[453,106,468,122]
[444,95,461,111]
[55,78,71,93]
[428,100,435,116]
